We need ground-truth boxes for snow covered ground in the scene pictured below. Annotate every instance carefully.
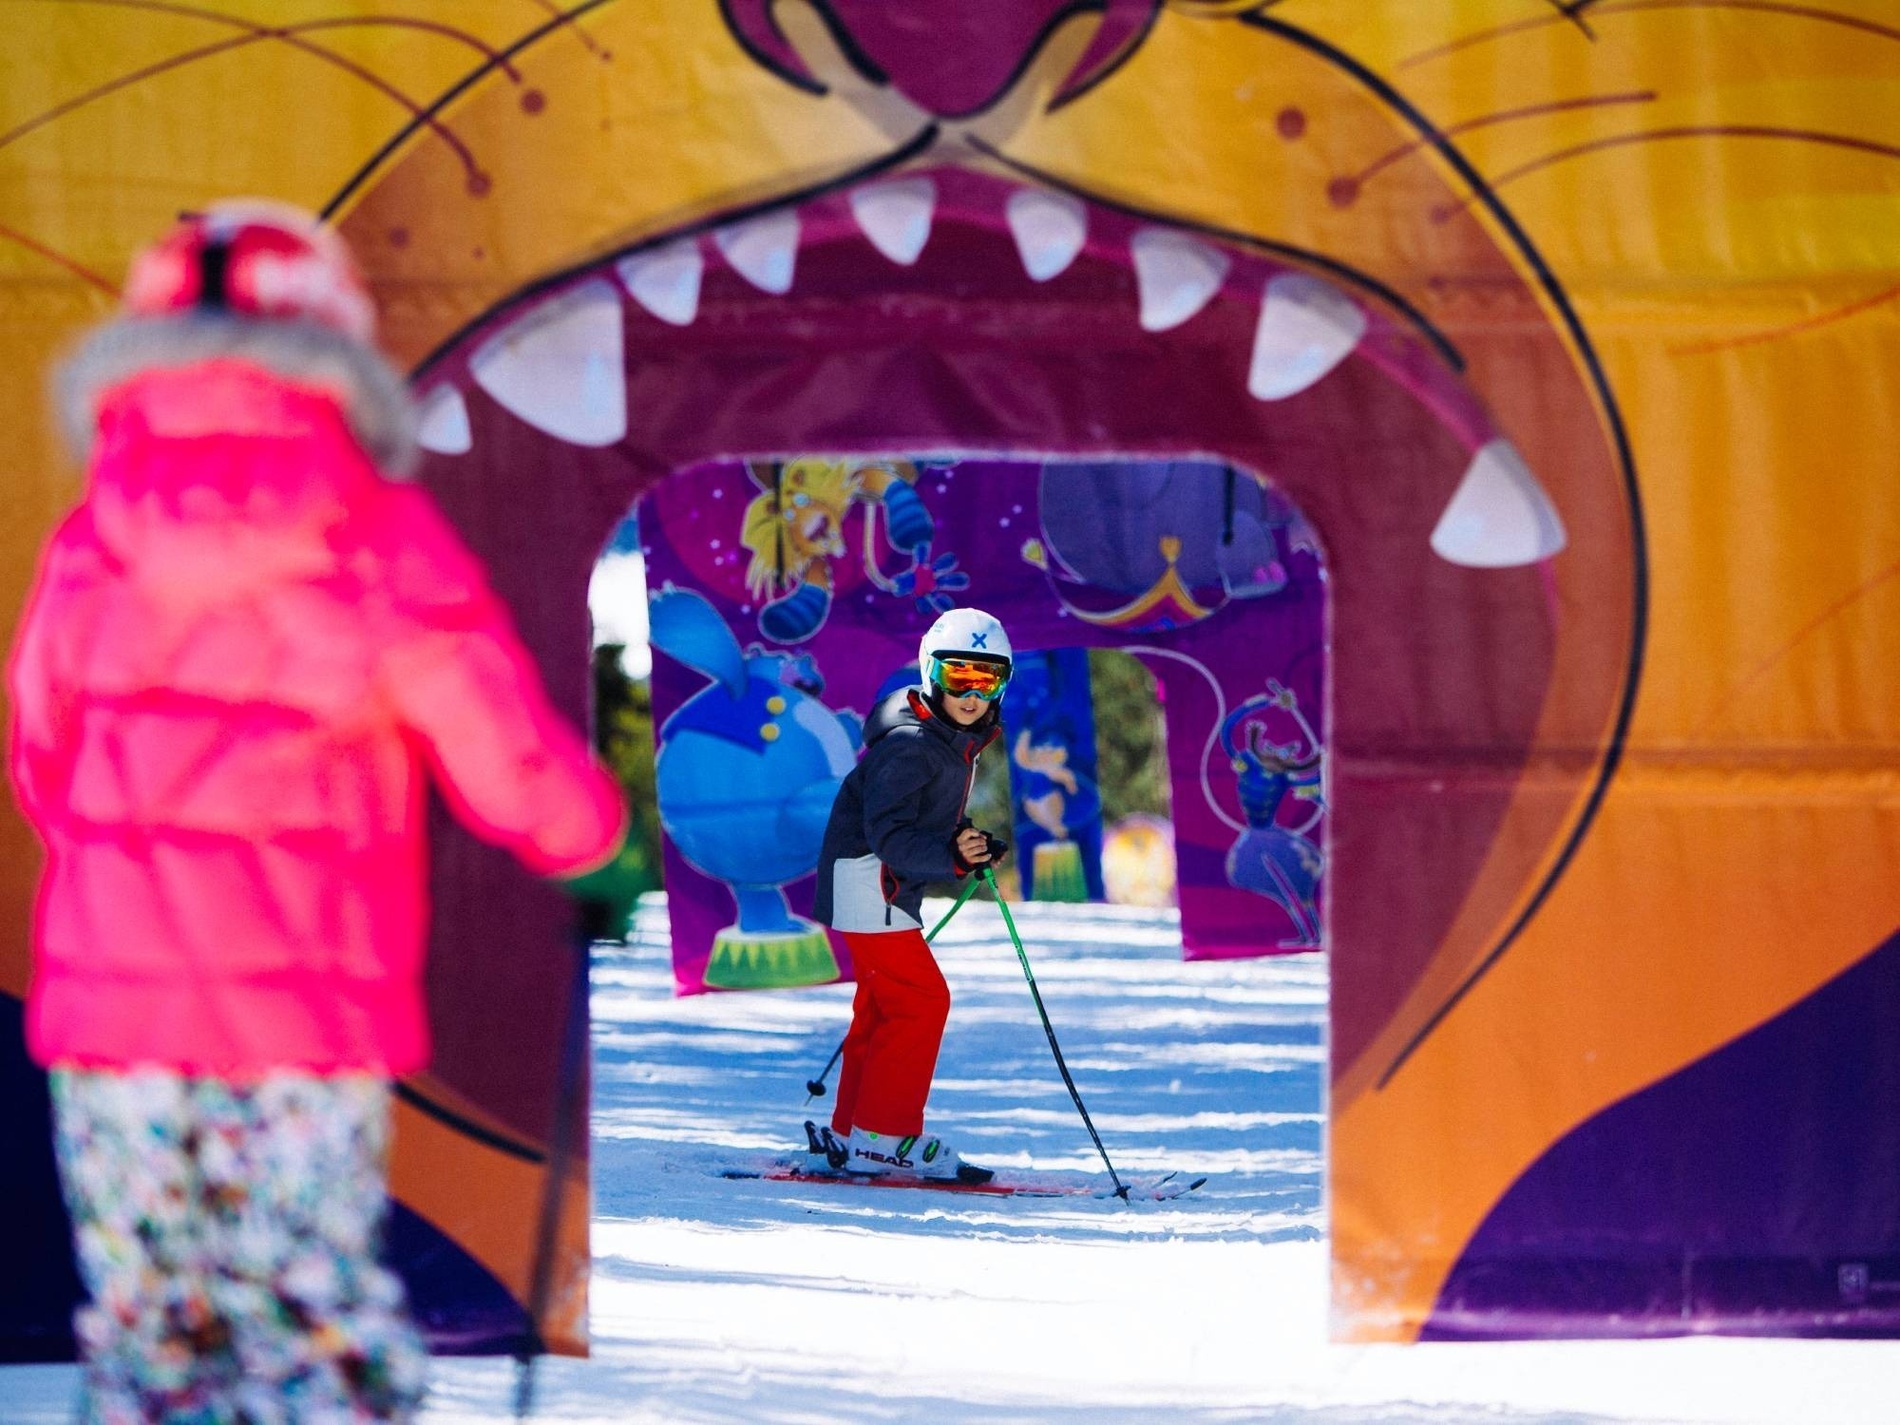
[7,896,1899,1423]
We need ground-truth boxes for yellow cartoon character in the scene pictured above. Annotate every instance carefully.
[740,456,949,642]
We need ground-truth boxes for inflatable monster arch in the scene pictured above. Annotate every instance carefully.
[3,1,1898,1355]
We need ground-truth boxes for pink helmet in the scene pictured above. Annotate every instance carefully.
[121,200,376,342]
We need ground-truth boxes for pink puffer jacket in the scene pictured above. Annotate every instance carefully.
[9,359,626,1077]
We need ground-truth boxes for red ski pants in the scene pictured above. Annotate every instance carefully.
[831,928,950,1138]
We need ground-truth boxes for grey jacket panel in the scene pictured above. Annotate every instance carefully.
[827,853,923,934]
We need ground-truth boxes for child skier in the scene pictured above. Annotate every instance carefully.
[9,202,626,1421]
[809,608,1013,1183]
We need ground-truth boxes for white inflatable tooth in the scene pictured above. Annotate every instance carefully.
[1430,439,1568,568]
[415,386,471,455]
[850,176,937,266]
[1247,271,1367,400]
[469,278,626,447]
[715,209,800,294]
[1006,188,1087,282]
[1131,228,1230,332]
[617,239,703,326]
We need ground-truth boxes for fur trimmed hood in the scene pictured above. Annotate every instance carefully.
[56,312,418,477]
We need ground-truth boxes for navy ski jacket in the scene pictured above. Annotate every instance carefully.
[812,687,999,932]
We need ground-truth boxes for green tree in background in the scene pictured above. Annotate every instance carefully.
[1088,649,1171,826]
[591,644,664,904]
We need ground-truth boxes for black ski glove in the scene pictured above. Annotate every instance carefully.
[952,819,1010,873]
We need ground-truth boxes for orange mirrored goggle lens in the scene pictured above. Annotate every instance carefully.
[933,658,1011,700]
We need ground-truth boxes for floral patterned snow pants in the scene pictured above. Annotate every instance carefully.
[48,1069,429,1425]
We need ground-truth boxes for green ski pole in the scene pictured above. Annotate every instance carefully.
[985,866,1130,1200]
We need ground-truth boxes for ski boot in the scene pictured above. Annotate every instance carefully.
[842,1127,994,1184]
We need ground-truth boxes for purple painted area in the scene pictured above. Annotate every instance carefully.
[719,0,1160,117]
[643,457,1328,992]
[0,994,81,1362]
[384,1203,529,1356]
[1426,929,1900,1338]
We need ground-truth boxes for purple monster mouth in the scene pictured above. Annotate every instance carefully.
[416,169,1563,576]
[720,0,1163,118]
[409,163,1613,1079]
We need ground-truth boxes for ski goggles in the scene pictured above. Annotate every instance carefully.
[931,656,1012,701]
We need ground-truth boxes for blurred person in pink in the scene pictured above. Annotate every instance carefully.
[8,201,627,1423]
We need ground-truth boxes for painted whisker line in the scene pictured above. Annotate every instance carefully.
[0,222,119,294]
[1398,10,1576,67]
[1401,0,1900,69]
[9,1,496,182]
[1435,125,1900,220]
[219,37,488,186]
[1691,552,1900,740]
[320,0,624,220]
[1348,91,1658,188]
[280,17,523,79]
[0,32,255,155]
[1668,281,1900,355]
[520,0,608,54]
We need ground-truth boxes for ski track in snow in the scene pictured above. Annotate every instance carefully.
[6,897,1899,1423]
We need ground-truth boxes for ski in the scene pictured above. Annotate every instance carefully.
[720,1161,1206,1201]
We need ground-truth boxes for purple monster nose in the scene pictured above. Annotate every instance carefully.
[723,0,1162,119]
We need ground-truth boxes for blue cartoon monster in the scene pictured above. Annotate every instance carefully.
[649,586,860,988]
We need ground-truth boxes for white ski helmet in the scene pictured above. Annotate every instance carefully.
[918,607,1013,690]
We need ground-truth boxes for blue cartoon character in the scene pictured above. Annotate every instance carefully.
[1003,647,1105,903]
[740,457,960,642]
[1012,726,1102,902]
[649,586,861,988]
[1221,679,1325,949]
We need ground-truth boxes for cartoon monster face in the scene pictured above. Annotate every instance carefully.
[21,0,1892,1357]
[779,461,849,557]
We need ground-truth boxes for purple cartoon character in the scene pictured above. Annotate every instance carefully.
[1221,679,1325,949]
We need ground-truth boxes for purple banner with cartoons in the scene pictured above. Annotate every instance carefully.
[640,454,1327,994]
